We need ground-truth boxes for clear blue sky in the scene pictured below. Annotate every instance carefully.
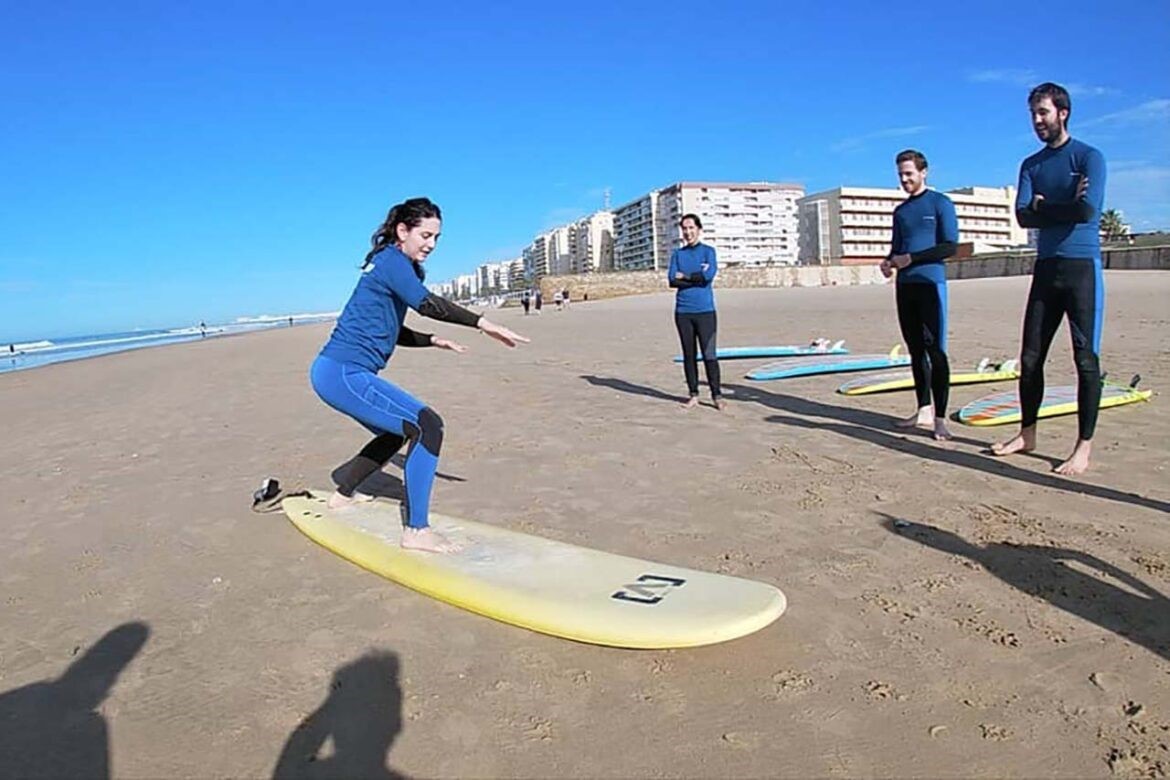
[2,0,1167,341]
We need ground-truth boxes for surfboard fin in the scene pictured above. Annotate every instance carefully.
[976,357,991,372]
[1130,374,1141,389]
[890,344,902,358]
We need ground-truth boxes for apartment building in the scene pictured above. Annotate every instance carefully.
[477,259,519,294]
[570,211,615,273]
[798,185,1027,265]
[612,192,660,271]
[523,234,551,281]
[656,182,803,267]
[613,182,803,271]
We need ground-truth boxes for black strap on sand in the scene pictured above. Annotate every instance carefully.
[250,477,311,514]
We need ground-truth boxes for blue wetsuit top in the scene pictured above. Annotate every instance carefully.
[890,189,959,286]
[1015,137,1106,261]
[319,246,431,373]
[668,243,717,313]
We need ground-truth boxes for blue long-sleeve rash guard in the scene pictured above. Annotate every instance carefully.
[1015,137,1106,260]
[668,243,717,313]
[321,246,428,372]
[890,189,959,286]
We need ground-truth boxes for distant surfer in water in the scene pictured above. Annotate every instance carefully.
[991,82,1107,476]
[669,214,721,409]
[311,197,528,553]
[879,149,958,441]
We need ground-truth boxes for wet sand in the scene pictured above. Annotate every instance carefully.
[1,272,1167,778]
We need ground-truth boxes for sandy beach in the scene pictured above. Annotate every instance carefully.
[1,271,1167,778]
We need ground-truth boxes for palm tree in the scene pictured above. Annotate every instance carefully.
[1100,209,1128,241]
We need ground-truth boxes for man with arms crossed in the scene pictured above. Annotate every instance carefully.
[992,82,1107,476]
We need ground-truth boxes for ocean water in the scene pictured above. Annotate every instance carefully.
[0,314,337,375]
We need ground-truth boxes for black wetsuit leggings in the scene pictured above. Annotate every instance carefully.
[675,311,721,398]
[896,282,950,416]
[1019,258,1103,440]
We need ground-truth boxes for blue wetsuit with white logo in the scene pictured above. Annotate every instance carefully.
[668,243,721,399]
[890,189,959,415]
[1015,137,1107,439]
[311,245,479,528]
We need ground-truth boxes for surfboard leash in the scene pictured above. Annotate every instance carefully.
[250,477,312,514]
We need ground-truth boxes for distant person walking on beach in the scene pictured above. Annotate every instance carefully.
[534,289,543,315]
[553,289,563,311]
[992,82,1107,476]
[669,213,721,410]
[879,149,958,441]
[310,197,528,553]
[562,288,571,309]
[199,321,206,338]
[521,291,531,315]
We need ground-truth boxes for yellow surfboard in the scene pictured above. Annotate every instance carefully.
[837,358,1020,396]
[957,379,1153,426]
[281,492,787,649]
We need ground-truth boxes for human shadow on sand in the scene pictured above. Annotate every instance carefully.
[0,621,150,779]
[580,374,691,404]
[273,651,407,780]
[878,513,1170,661]
[721,382,1169,515]
[330,453,465,501]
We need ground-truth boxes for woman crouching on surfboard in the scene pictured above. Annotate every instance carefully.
[311,197,528,553]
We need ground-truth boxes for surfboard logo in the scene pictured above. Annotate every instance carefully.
[611,574,687,605]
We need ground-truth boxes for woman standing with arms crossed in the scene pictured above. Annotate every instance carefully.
[311,197,528,553]
[669,214,722,409]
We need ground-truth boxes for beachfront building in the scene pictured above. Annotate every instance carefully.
[612,192,661,271]
[613,182,804,271]
[570,211,615,273]
[477,259,519,294]
[523,234,551,281]
[797,185,1027,265]
[547,225,573,277]
[656,182,803,267]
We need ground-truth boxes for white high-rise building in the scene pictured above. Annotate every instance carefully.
[612,192,661,271]
[507,258,527,290]
[798,185,1027,265]
[614,182,803,271]
[477,259,518,294]
[523,234,551,281]
[656,182,804,267]
[547,225,573,276]
[570,211,614,273]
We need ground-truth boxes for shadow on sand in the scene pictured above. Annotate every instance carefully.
[879,512,1169,661]
[273,651,407,779]
[0,622,150,779]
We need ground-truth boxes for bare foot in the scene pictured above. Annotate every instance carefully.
[1054,439,1092,476]
[932,419,953,441]
[895,409,934,430]
[712,397,724,411]
[327,491,375,510]
[990,427,1036,457]
[682,396,700,409]
[400,526,461,553]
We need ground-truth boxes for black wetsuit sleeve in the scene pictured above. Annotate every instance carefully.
[417,293,481,328]
[909,241,958,265]
[669,272,706,289]
[1034,199,1096,223]
[396,326,434,347]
